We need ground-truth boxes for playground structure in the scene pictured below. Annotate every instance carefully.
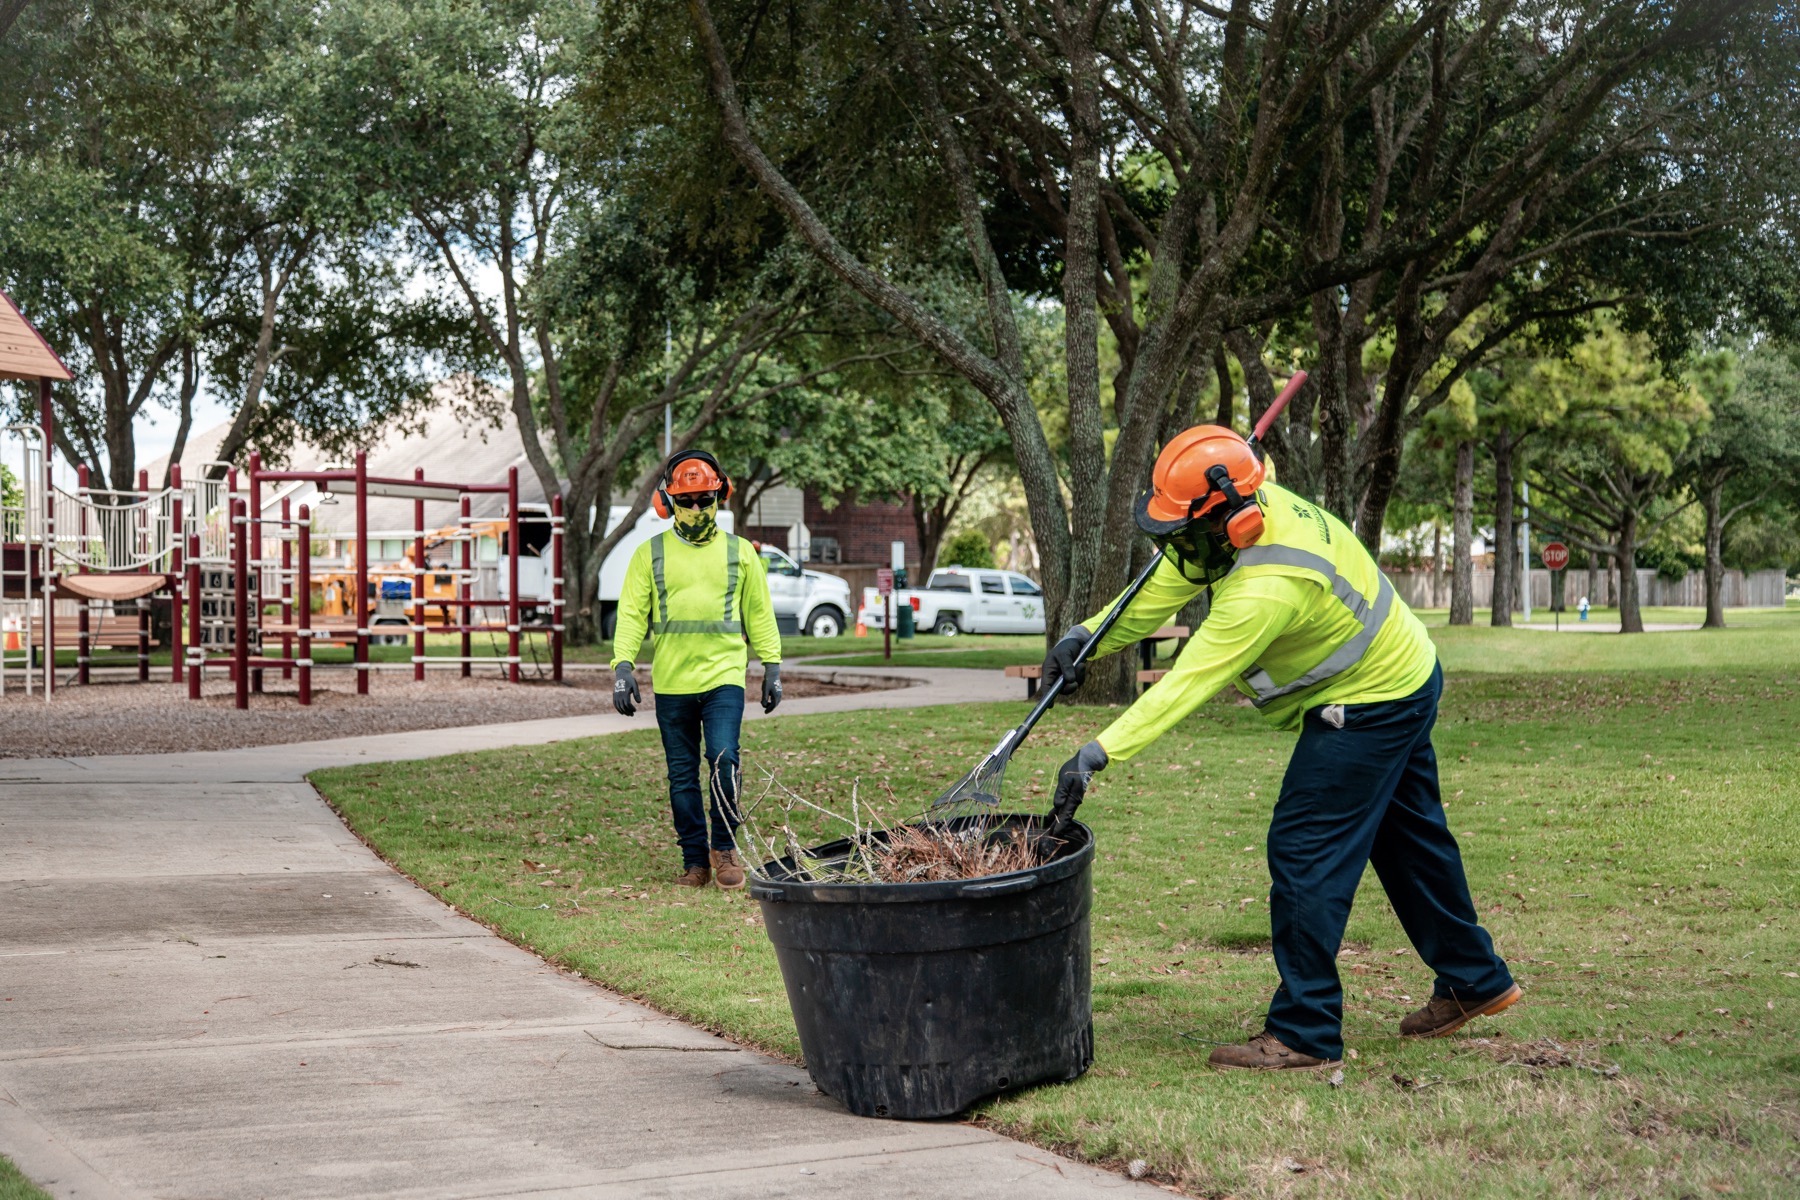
[2,291,563,706]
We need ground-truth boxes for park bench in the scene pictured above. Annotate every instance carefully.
[26,615,158,650]
[17,615,159,669]
[1004,625,1191,698]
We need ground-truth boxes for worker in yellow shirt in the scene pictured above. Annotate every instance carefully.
[1043,425,1517,1069]
[611,451,783,890]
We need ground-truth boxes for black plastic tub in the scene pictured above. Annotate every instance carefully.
[748,815,1094,1119]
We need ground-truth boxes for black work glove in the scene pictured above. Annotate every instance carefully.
[1042,625,1092,700]
[1048,740,1108,832]
[612,663,640,717]
[761,662,783,713]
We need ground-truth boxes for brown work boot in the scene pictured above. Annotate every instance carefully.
[672,863,711,889]
[1208,1031,1339,1071]
[710,849,746,890]
[1399,983,1522,1038]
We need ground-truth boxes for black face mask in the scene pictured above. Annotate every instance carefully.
[1158,520,1237,585]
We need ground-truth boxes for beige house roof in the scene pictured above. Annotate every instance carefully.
[147,386,564,535]
[0,289,73,382]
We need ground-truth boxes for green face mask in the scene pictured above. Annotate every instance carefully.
[671,499,719,545]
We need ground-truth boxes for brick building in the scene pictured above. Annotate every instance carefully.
[744,485,921,595]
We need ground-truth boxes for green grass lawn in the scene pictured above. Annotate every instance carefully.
[1430,616,1800,675]
[1413,604,1796,628]
[0,1157,50,1200]
[823,609,1800,673]
[315,618,1800,1198]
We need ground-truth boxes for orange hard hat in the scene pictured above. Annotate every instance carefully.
[1137,425,1264,527]
[652,450,735,519]
[666,454,724,495]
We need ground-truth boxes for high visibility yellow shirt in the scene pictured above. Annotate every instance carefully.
[609,532,782,695]
[1082,482,1435,761]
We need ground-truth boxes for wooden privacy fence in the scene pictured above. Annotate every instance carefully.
[1385,567,1787,610]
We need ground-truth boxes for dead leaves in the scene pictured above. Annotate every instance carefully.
[1387,1038,1622,1091]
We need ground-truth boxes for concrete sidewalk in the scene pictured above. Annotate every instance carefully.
[1,669,1156,1200]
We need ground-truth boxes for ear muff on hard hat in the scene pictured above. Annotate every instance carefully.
[1206,464,1266,549]
[1134,424,1268,563]
[652,450,734,519]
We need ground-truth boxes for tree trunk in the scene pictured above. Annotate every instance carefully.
[1489,435,1515,627]
[1702,479,1726,629]
[1212,344,1234,428]
[1617,511,1643,633]
[1310,294,1353,521]
[558,475,604,645]
[728,461,765,532]
[566,534,602,646]
[161,345,198,489]
[0,0,39,43]
[104,409,137,495]
[1450,440,1475,626]
[1585,548,1598,610]
[1431,520,1443,608]
[913,494,951,577]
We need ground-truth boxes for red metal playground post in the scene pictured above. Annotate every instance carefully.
[213,456,563,704]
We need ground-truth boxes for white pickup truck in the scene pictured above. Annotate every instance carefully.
[858,566,1048,636]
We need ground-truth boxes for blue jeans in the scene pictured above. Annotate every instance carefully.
[654,685,743,868]
[1263,663,1514,1059]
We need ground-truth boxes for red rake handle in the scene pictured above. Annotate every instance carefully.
[1252,369,1308,444]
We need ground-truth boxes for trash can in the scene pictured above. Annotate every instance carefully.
[896,598,915,639]
[749,816,1094,1119]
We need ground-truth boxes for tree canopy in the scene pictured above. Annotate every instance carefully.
[4,0,1798,654]
[680,0,1800,668]
[0,0,473,488]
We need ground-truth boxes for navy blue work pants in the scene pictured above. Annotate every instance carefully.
[1264,663,1513,1059]
[654,685,744,868]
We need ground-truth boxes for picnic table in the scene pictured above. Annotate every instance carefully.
[1003,625,1190,698]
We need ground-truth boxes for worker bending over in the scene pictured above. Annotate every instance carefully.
[611,450,783,889]
[1044,425,1518,1069]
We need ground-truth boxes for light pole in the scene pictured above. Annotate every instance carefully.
[1520,481,1532,624]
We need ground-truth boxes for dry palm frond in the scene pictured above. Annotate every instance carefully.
[871,822,1041,883]
[730,763,1047,884]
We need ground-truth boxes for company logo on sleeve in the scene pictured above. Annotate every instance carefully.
[1292,501,1332,544]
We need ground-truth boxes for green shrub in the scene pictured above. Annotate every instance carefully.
[939,529,995,569]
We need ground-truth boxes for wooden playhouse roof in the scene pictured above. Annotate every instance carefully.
[0,288,73,382]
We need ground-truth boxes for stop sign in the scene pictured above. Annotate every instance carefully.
[1541,542,1570,571]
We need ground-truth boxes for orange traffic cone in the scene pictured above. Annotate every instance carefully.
[854,621,868,638]
[2,618,19,651]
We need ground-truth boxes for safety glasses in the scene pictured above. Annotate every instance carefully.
[670,491,718,510]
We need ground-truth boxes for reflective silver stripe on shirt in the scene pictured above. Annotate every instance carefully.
[723,536,740,623]
[648,532,744,635]
[656,619,744,634]
[649,533,671,626]
[1228,544,1395,707]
